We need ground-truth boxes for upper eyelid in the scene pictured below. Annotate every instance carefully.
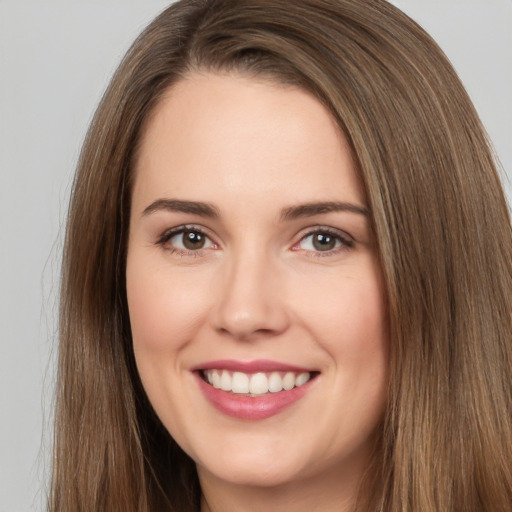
[157,224,215,244]
[292,226,355,254]
[160,224,211,236]
[295,225,354,242]
[155,224,354,249]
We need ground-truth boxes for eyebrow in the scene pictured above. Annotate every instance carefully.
[141,198,369,221]
[279,201,369,221]
[142,199,220,218]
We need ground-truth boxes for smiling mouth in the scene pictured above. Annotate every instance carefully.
[200,369,318,396]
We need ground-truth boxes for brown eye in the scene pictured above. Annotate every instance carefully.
[182,230,206,250]
[164,228,215,252]
[296,229,352,254]
[312,233,337,251]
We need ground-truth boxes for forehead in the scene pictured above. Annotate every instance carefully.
[132,72,364,211]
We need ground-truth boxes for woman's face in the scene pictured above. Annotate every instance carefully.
[127,73,388,492]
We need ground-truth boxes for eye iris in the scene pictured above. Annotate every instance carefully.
[183,230,205,250]
[313,233,336,251]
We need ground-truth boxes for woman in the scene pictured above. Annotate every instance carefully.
[50,0,512,510]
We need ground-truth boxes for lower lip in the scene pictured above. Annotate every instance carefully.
[195,373,316,420]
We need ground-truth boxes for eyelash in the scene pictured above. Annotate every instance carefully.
[155,225,354,257]
[156,225,215,256]
[293,227,354,257]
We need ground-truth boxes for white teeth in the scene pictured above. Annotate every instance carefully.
[212,370,221,389]
[204,369,312,394]
[282,372,295,391]
[249,372,269,395]
[232,372,249,394]
[295,372,310,387]
[220,370,232,391]
[268,372,283,393]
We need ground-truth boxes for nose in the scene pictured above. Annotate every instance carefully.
[211,250,290,341]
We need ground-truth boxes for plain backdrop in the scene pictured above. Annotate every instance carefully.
[0,1,510,510]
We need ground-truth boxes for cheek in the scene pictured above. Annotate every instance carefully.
[315,272,389,437]
[338,278,387,367]
[299,263,389,400]
[335,285,387,354]
[300,266,387,351]
[126,258,208,356]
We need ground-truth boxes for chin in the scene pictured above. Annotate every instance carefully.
[193,440,311,488]
[200,458,305,488]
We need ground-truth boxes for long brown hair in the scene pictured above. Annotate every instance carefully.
[50,1,512,510]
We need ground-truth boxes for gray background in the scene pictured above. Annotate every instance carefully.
[0,1,510,510]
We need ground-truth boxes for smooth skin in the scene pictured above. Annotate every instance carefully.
[126,73,389,512]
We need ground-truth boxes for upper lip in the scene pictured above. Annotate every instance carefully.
[191,359,315,373]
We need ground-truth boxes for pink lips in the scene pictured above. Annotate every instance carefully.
[194,359,311,373]
[192,359,317,420]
